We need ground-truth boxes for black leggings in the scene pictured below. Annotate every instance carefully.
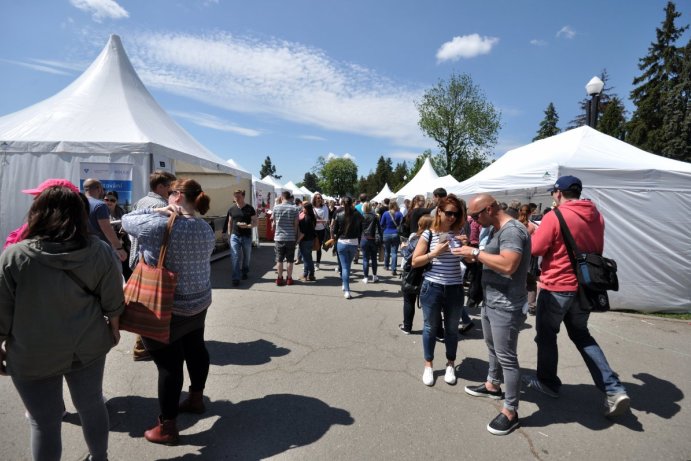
[315,228,327,263]
[148,328,209,420]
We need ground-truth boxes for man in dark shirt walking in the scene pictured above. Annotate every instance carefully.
[223,189,257,287]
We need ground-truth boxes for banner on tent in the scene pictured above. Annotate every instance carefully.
[80,162,134,208]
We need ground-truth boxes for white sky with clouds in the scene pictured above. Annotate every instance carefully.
[1,0,688,185]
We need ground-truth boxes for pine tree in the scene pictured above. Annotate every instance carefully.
[597,96,628,140]
[372,156,393,193]
[628,1,688,154]
[533,102,561,141]
[660,38,691,161]
[390,161,409,192]
[259,156,281,179]
[567,69,613,130]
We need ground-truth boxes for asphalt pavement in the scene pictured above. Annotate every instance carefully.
[1,243,690,460]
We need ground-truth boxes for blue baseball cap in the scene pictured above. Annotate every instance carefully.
[548,175,582,193]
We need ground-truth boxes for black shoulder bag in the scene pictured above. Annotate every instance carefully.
[401,230,432,297]
[553,208,618,312]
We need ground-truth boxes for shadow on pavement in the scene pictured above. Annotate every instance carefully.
[207,339,290,366]
[156,394,354,460]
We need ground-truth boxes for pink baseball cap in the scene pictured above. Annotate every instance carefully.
[21,178,80,196]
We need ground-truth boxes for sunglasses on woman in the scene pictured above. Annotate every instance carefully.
[443,210,461,218]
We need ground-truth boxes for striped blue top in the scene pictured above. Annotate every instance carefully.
[421,231,464,285]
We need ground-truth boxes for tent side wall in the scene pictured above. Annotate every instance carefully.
[0,149,149,242]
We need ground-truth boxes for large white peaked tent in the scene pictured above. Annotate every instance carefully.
[371,183,394,203]
[394,157,441,199]
[448,126,691,313]
[0,34,242,240]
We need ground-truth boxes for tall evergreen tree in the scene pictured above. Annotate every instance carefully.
[533,102,561,141]
[660,38,691,161]
[597,96,628,140]
[567,69,613,130]
[390,161,409,192]
[299,171,320,192]
[628,1,688,154]
[372,156,394,193]
[259,156,281,179]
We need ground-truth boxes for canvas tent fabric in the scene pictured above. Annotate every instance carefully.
[371,183,394,203]
[448,126,691,313]
[438,174,461,190]
[0,34,242,240]
[394,157,441,199]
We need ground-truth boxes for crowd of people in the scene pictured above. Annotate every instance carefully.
[0,171,632,459]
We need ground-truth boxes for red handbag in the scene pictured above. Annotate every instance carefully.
[120,214,178,343]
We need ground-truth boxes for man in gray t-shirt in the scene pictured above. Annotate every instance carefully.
[457,193,530,436]
[272,191,299,285]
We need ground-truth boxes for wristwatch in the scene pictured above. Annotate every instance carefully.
[471,248,481,261]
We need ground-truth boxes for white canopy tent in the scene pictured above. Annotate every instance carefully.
[448,126,691,313]
[261,175,287,200]
[438,174,461,191]
[0,34,244,240]
[282,181,307,201]
[371,183,395,203]
[394,157,441,200]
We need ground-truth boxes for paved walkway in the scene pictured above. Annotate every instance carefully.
[1,243,690,460]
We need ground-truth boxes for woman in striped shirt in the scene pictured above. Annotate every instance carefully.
[411,195,467,386]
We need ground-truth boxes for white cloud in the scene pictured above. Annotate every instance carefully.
[436,34,499,62]
[69,0,129,22]
[1,58,72,76]
[124,31,430,149]
[326,152,356,161]
[170,110,261,137]
[343,153,355,161]
[530,39,547,47]
[556,26,576,39]
[299,135,327,141]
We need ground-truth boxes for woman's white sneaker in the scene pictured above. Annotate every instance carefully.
[444,365,457,385]
[422,367,434,386]
[344,291,352,299]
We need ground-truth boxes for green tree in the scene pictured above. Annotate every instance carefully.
[567,69,613,130]
[628,1,688,154]
[597,96,628,140]
[390,161,409,192]
[298,171,320,192]
[416,72,500,180]
[259,156,281,179]
[321,157,358,197]
[372,156,394,193]
[660,38,691,161]
[533,102,561,141]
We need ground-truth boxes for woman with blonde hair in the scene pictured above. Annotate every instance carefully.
[411,195,467,386]
[122,179,216,445]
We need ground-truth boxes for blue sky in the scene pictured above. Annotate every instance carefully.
[1,0,688,185]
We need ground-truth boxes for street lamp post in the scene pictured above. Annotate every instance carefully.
[585,76,605,128]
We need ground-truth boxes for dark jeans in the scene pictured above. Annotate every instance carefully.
[383,233,400,271]
[315,228,327,264]
[146,327,210,420]
[420,280,464,362]
[402,292,417,331]
[299,240,315,276]
[360,239,378,277]
[535,289,626,395]
[12,357,109,461]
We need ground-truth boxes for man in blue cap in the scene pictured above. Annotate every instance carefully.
[523,175,630,418]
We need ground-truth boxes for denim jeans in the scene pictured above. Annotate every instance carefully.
[481,306,526,412]
[420,280,464,362]
[299,240,315,276]
[382,234,400,271]
[230,234,252,281]
[535,290,626,395]
[360,239,378,278]
[12,356,109,461]
[337,242,358,292]
[402,291,417,331]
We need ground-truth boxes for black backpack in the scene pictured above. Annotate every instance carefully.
[400,230,432,295]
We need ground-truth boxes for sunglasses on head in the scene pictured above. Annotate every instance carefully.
[443,210,461,218]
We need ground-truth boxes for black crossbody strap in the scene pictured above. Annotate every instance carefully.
[553,208,580,277]
[64,270,101,302]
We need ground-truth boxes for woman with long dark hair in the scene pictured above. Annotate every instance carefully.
[122,179,215,446]
[360,201,382,284]
[333,196,363,299]
[0,185,123,461]
[411,195,467,386]
[298,202,317,281]
[311,193,329,270]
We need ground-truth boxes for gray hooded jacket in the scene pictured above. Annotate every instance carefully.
[0,236,124,380]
